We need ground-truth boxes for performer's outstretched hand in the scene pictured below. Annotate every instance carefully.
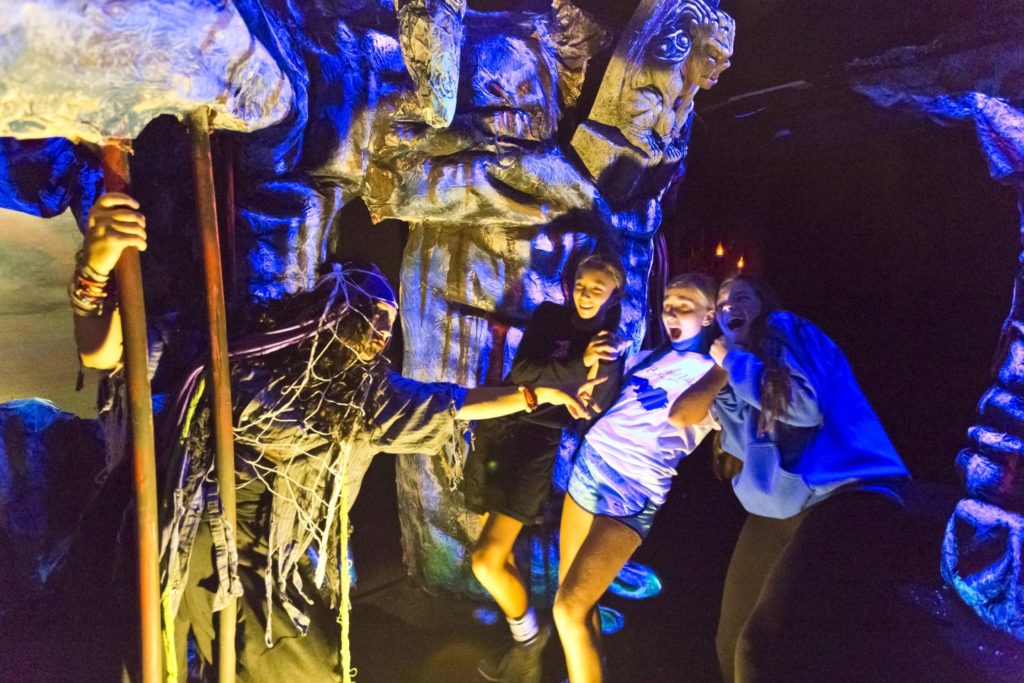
[535,386,586,420]
[548,374,602,417]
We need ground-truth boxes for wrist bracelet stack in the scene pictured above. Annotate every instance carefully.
[519,385,538,412]
[68,250,115,318]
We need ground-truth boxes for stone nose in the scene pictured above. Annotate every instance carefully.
[652,112,674,139]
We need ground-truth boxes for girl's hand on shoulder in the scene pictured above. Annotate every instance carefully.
[710,336,731,366]
[84,193,148,277]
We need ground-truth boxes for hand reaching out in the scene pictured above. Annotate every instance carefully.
[536,376,608,419]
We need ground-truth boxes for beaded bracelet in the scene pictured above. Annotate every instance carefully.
[68,251,115,318]
[519,385,538,413]
[76,249,111,284]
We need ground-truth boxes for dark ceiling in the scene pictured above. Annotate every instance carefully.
[469,0,1022,153]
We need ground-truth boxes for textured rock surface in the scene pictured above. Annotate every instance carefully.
[853,19,1024,640]
[0,0,293,144]
[0,399,105,613]
[396,0,465,128]
[570,0,734,204]
[943,498,1024,638]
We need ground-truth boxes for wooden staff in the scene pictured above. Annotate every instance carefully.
[98,144,163,683]
[213,133,238,306]
[186,107,238,682]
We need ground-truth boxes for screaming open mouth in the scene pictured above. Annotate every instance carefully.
[726,318,745,331]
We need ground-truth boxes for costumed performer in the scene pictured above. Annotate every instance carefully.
[71,193,604,682]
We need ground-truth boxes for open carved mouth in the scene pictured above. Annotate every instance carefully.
[472,107,544,141]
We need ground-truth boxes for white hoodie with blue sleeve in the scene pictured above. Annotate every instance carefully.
[713,312,909,518]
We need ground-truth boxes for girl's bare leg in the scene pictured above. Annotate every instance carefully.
[554,511,641,683]
[558,495,603,652]
[558,494,595,585]
[471,512,528,619]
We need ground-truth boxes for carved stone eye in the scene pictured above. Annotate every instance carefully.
[485,80,508,100]
[652,29,691,64]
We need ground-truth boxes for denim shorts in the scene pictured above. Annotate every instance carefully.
[567,442,661,540]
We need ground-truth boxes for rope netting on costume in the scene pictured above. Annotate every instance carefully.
[155,265,396,682]
[231,265,397,683]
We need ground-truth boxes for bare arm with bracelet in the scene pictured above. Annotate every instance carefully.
[70,193,148,369]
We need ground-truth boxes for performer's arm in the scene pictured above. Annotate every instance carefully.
[71,193,148,369]
[456,378,606,421]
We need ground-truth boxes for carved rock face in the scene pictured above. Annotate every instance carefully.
[397,0,466,128]
[685,12,734,91]
[463,33,557,142]
[571,0,734,202]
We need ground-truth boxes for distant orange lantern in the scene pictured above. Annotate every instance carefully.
[737,256,745,270]
[715,242,725,257]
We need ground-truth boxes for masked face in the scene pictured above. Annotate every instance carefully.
[685,13,734,91]
[622,64,689,162]
[464,34,555,142]
[351,302,397,362]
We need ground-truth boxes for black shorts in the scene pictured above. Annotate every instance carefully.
[462,418,562,525]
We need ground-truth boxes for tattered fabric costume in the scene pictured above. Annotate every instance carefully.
[153,267,468,681]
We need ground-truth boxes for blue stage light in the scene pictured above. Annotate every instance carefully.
[599,605,625,635]
[609,560,663,600]
[473,607,501,626]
